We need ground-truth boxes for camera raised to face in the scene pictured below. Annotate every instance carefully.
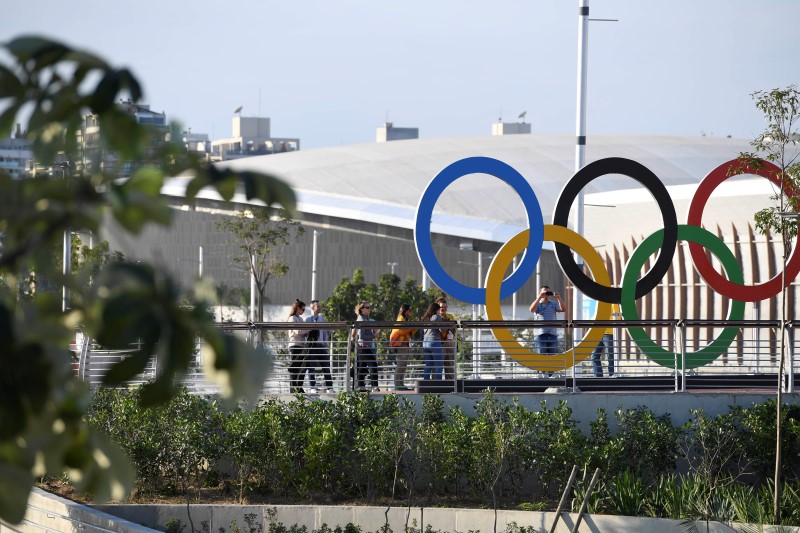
[545,291,554,296]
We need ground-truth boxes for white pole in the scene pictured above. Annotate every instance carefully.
[477,252,483,319]
[512,256,518,321]
[574,0,590,331]
[62,230,71,312]
[311,230,319,301]
[250,265,256,322]
[198,245,203,278]
[422,269,429,291]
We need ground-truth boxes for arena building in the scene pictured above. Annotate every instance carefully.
[101,133,789,330]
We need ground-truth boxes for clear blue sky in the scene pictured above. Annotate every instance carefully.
[2,0,797,149]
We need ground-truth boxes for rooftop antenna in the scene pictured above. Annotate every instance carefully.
[518,110,527,122]
[258,88,261,117]
[385,110,390,124]
[234,106,243,114]
[498,107,503,122]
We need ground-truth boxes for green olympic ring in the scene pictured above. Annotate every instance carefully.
[621,224,745,369]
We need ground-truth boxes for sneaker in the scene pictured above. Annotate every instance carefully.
[307,388,318,394]
[325,388,335,394]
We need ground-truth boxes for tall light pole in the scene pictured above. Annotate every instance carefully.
[311,230,321,301]
[573,0,590,329]
[60,162,72,312]
[574,0,617,327]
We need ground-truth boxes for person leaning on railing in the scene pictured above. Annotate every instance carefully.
[389,303,417,391]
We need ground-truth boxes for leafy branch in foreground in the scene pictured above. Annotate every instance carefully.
[0,34,295,523]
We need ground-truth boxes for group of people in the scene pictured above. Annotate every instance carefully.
[286,296,457,394]
[530,285,617,377]
[351,296,457,391]
[287,299,335,394]
[286,286,617,395]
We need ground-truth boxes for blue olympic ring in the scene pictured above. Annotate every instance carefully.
[414,157,544,304]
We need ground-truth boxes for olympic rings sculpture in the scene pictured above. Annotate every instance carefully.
[414,155,794,372]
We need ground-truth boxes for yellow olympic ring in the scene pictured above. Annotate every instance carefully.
[485,225,612,372]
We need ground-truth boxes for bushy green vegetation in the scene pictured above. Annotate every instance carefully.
[78,389,800,525]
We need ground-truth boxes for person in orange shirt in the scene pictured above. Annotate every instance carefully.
[389,303,416,391]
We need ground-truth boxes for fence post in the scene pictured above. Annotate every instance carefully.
[571,328,578,393]
[787,325,795,393]
[346,325,354,392]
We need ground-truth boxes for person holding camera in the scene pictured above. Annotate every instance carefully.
[530,286,564,354]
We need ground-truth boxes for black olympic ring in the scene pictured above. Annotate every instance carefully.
[552,157,678,303]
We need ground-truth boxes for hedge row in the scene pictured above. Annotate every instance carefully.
[84,388,800,524]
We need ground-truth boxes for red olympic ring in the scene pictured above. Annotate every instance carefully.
[687,159,800,302]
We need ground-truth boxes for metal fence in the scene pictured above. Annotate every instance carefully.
[75,319,799,395]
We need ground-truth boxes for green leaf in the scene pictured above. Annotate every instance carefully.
[0,103,20,139]
[201,335,272,409]
[90,69,121,114]
[108,173,172,233]
[116,68,142,102]
[0,65,24,98]
[0,461,34,524]
[139,376,177,407]
[125,165,165,196]
[101,350,152,385]
[6,35,69,65]
[70,432,134,503]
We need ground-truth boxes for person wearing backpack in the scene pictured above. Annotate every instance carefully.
[305,299,335,393]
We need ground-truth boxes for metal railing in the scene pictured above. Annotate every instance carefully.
[76,319,798,395]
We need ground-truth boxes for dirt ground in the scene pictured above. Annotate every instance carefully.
[36,479,496,510]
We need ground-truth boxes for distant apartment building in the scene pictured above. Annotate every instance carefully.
[77,100,169,176]
[182,130,210,157]
[0,125,34,178]
[376,122,419,142]
[210,116,299,161]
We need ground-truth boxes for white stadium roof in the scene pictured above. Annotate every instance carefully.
[166,133,771,249]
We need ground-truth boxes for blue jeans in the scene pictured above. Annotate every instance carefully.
[356,346,378,388]
[537,333,558,354]
[591,333,615,377]
[422,340,443,380]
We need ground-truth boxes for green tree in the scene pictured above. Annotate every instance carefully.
[214,207,303,322]
[0,35,295,523]
[323,268,439,323]
[736,85,800,524]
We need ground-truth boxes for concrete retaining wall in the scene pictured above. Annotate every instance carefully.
[0,487,157,533]
[7,489,793,533]
[94,502,784,533]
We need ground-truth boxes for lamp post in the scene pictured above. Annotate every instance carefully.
[311,230,322,301]
[59,161,72,312]
[574,0,617,332]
